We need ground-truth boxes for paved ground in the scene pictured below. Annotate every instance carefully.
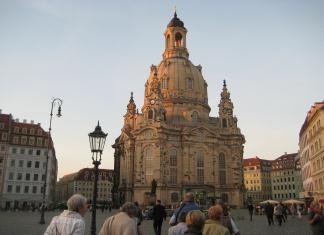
[0,209,312,235]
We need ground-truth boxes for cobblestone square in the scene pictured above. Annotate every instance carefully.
[0,209,312,235]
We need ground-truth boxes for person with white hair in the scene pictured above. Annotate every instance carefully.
[44,194,88,235]
[99,202,140,235]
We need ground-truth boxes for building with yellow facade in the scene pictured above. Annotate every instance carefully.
[243,157,272,204]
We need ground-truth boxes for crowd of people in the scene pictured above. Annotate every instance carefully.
[43,193,324,235]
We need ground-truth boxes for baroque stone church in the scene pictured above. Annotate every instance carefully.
[112,12,245,207]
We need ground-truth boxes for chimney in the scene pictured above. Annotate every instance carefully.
[15,118,19,122]
[23,119,27,123]
[37,123,41,125]
[30,120,34,124]
[285,152,287,155]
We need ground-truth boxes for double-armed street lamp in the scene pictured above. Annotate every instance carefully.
[39,98,63,224]
[89,121,107,235]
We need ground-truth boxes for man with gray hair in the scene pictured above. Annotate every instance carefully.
[169,192,199,226]
[44,194,88,235]
[99,202,141,235]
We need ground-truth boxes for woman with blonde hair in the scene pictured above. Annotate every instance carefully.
[184,210,205,235]
[203,205,230,235]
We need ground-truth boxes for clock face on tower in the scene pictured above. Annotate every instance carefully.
[150,99,155,105]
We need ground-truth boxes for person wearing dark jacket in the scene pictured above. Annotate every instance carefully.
[264,202,274,226]
[152,200,167,235]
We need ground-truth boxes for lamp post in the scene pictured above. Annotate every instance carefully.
[89,121,107,235]
[39,98,63,224]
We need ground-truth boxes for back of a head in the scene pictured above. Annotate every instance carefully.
[67,194,87,213]
[184,192,194,202]
[186,210,205,231]
[121,202,137,217]
[208,205,223,221]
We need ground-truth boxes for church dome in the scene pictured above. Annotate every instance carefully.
[144,13,210,115]
[167,12,185,28]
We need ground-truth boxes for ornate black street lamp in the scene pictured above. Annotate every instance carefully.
[89,121,107,235]
[39,98,63,224]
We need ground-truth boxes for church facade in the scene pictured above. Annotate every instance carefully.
[113,13,245,207]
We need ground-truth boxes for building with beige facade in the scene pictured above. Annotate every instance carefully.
[56,168,113,203]
[299,102,324,201]
[243,157,272,204]
[113,13,245,207]
[271,153,302,201]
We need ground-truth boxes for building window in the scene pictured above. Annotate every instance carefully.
[12,148,17,154]
[34,174,38,181]
[14,127,19,133]
[13,136,19,144]
[9,172,14,180]
[170,149,177,185]
[17,173,22,180]
[29,137,35,145]
[30,128,35,135]
[197,151,204,184]
[26,173,30,181]
[36,150,41,156]
[42,174,45,181]
[24,186,29,193]
[219,170,226,185]
[37,138,43,146]
[148,109,154,120]
[22,128,27,134]
[10,159,15,167]
[162,78,168,89]
[35,161,40,168]
[175,32,183,47]
[219,153,225,169]
[145,147,153,176]
[27,161,32,168]
[20,148,25,154]
[191,111,198,123]
[16,185,21,193]
[222,118,227,128]
[0,122,4,129]
[2,133,8,140]
[32,186,37,194]
[187,78,193,89]
[7,185,12,193]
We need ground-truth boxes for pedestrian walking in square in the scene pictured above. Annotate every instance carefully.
[184,210,205,235]
[203,204,230,235]
[44,194,88,235]
[247,204,254,221]
[264,202,274,226]
[168,212,188,235]
[152,200,167,235]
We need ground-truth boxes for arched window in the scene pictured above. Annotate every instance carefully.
[175,32,182,47]
[162,78,168,89]
[170,149,177,185]
[219,153,226,185]
[148,109,154,119]
[222,118,227,128]
[187,78,193,89]
[197,151,204,184]
[166,34,171,48]
[192,111,198,123]
[145,147,153,176]
[219,153,225,169]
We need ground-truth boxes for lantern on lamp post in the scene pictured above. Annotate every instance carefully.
[89,121,107,235]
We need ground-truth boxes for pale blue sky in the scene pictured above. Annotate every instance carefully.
[1,0,323,178]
